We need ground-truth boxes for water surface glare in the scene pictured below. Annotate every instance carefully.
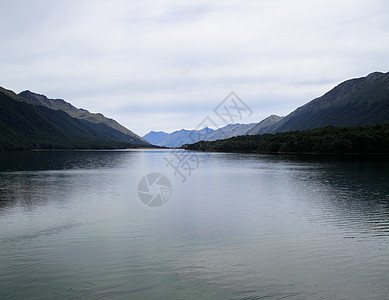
[0,150,388,299]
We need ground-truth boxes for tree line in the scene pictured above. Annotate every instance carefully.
[183,124,389,154]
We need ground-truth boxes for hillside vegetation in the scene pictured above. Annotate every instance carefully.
[184,124,389,154]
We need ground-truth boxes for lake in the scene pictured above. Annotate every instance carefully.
[0,150,388,299]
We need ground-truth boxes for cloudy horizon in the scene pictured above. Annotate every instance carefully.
[1,0,388,136]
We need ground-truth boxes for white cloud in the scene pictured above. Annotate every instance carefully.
[1,0,388,135]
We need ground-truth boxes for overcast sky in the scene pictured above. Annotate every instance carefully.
[1,0,388,135]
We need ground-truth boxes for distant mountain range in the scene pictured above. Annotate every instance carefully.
[0,87,149,151]
[143,123,257,147]
[144,71,389,146]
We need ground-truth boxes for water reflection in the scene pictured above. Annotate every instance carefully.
[0,150,139,212]
[0,150,140,172]
[205,152,389,239]
[254,154,389,238]
[0,150,388,299]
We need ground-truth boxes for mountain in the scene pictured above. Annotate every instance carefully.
[143,127,214,147]
[18,90,147,144]
[142,131,170,146]
[249,71,389,135]
[246,115,283,135]
[0,87,150,151]
[143,123,257,147]
[206,123,257,141]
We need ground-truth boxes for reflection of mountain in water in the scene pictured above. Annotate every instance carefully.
[268,154,389,238]
[0,150,139,212]
[1,151,388,239]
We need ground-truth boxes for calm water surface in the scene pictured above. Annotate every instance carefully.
[0,150,388,299]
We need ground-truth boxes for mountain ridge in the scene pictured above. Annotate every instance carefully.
[249,71,389,135]
[0,86,150,151]
[143,123,258,147]
[246,115,283,135]
[18,90,147,144]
